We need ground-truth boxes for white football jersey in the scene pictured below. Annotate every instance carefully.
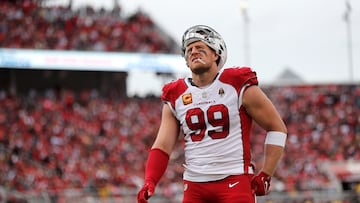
[161,67,258,182]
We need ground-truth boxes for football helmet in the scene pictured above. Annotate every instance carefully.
[181,25,227,69]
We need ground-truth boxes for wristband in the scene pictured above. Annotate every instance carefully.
[145,148,169,186]
[265,131,287,147]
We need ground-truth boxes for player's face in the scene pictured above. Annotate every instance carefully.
[185,41,219,74]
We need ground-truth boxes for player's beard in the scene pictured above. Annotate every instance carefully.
[188,57,210,74]
[190,63,211,75]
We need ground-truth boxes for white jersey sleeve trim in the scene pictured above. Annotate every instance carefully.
[238,84,250,109]
[165,101,177,117]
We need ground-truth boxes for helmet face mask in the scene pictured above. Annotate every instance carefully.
[181,25,227,69]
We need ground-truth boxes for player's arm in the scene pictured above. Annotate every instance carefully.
[242,85,287,195]
[242,85,287,174]
[138,104,180,203]
[152,103,181,154]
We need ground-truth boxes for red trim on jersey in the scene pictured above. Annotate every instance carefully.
[239,105,253,173]
[161,78,188,109]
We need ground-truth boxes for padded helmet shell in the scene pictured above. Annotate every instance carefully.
[181,25,227,69]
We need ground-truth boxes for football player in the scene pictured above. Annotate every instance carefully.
[138,25,287,203]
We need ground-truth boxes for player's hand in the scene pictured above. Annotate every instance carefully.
[137,181,155,203]
[251,171,271,196]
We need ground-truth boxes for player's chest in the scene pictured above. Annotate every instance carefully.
[175,84,239,117]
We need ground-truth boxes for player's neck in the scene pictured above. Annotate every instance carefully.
[191,71,219,88]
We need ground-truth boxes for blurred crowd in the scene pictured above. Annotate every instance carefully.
[0,0,178,53]
[0,85,359,200]
[0,1,360,203]
[0,89,163,199]
[262,85,360,192]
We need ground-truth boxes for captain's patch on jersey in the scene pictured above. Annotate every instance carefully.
[182,93,192,105]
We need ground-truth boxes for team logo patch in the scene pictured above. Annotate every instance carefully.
[182,93,192,105]
[218,88,225,96]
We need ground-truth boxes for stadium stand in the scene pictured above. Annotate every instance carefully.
[0,0,178,53]
[0,1,359,202]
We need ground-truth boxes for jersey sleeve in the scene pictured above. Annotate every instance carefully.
[219,67,258,93]
[161,78,188,110]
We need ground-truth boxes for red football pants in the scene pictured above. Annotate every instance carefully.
[182,174,256,203]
